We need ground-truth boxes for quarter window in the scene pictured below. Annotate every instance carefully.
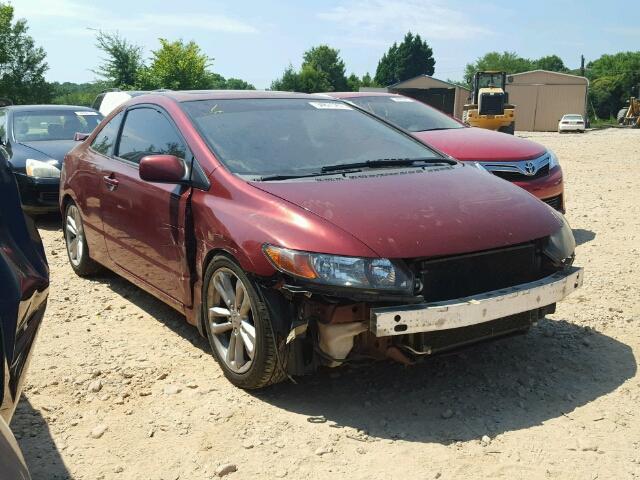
[91,111,124,156]
[117,108,186,164]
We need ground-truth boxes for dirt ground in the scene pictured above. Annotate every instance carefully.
[13,128,640,480]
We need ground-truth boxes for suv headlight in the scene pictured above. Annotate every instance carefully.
[25,159,60,178]
[548,150,559,169]
[263,245,414,293]
[543,212,575,264]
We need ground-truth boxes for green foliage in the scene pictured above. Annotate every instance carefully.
[223,77,255,90]
[464,51,534,86]
[374,32,435,86]
[50,81,110,106]
[346,73,361,92]
[302,45,348,91]
[270,63,332,93]
[535,55,568,72]
[586,51,640,118]
[360,72,377,88]
[139,39,212,90]
[94,31,144,88]
[0,3,51,104]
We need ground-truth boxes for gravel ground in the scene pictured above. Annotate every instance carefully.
[14,128,640,480]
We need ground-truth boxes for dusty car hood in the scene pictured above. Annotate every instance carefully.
[250,165,561,259]
[414,127,546,161]
[18,140,77,163]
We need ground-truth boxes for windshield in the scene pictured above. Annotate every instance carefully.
[477,73,504,89]
[348,96,463,132]
[182,98,441,177]
[13,110,103,142]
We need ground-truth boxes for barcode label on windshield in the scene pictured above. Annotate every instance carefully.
[390,97,414,102]
[308,102,353,110]
[76,111,99,116]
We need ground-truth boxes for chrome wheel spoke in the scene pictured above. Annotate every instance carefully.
[226,334,236,364]
[234,332,245,367]
[234,282,245,311]
[240,321,255,359]
[66,216,77,236]
[208,307,231,319]
[239,291,251,316]
[213,272,235,308]
[210,322,233,334]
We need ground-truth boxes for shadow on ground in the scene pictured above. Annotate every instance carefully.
[95,271,210,353]
[34,213,62,233]
[14,398,70,480]
[255,318,635,444]
[573,228,596,247]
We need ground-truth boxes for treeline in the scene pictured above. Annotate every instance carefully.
[1,1,637,119]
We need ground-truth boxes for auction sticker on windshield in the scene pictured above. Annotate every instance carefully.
[390,97,414,102]
[75,111,99,116]
[308,102,353,110]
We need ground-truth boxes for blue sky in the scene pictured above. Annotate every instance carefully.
[13,0,639,88]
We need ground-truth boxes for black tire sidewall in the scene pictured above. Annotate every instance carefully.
[203,255,278,389]
[64,201,97,277]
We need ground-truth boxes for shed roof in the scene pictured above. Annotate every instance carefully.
[507,70,589,86]
[391,75,470,92]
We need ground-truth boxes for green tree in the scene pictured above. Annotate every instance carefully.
[0,3,51,104]
[586,51,640,118]
[141,39,213,90]
[375,32,435,86]
[94,31,144,88]
[464,51,534,86]
[50,81,110,106]
[535,55,568,72]
[346,73,361,92]
[302,45,348,91]
[360,72,377,88]
[223,77,255,90]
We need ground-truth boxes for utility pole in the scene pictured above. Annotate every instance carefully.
[580,55,585,77]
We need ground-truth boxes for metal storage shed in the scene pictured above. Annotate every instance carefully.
[385,75,471,120]
[505,70,589,131]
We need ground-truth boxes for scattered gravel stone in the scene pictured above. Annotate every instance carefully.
[163,385,181,395]
[90,424,107,439]
[88,380,102,393]
[441,409,454,419]
[315,446,332,456]
[215,463,237,477]
[481,435,491,446]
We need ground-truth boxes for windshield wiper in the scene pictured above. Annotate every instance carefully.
[258,172,326,181]
[320,157,454,173]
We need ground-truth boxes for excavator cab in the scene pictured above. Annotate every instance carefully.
[463,71,516,134]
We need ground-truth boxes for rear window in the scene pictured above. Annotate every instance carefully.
[182,98,438,177]
[348,96,463,132]
[13,110,103,142]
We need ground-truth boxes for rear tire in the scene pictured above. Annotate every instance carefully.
[64,201,101,277]
[499,122,515,135]
[617,108,628,125]
[203,255,287,389]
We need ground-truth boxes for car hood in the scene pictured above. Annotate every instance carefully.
[250,165,561,259]
[18,140,77,163]
[414,127,546,161]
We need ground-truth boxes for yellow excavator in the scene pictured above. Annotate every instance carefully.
[462,71,516,134]
[617,97,640,128]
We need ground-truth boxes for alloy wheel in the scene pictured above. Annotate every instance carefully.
[65,204,84,267]
[207,268,257,374]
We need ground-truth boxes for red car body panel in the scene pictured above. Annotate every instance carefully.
[328,92,564,207]
[60,91,565,331]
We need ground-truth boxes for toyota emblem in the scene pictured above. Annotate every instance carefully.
[524,161,536,176]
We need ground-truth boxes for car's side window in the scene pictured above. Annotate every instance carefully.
[91,111,124,156]
[116,108,186,165]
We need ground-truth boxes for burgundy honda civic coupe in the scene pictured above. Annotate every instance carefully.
[60,91,582,389]
[327,92,566,212]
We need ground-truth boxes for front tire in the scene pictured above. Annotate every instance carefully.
[203,255,286,389]
[64,201,100,276]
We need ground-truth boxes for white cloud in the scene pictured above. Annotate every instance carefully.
[318,0,492,41]
[14,0,259,34]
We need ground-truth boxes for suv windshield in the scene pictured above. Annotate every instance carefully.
[182,98,442,177]
[13,110,103,142]
[348,96,463,132]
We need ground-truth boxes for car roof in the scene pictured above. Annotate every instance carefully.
[326,92,400,99]
[139,90,337,102]
[2,104,98,112]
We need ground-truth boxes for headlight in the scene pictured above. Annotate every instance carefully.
[263,245,414,293]
[543,212,575,264]
[25,159,60,178]
[547,150,559,169]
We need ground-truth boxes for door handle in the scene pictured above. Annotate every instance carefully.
[103,175,119,191]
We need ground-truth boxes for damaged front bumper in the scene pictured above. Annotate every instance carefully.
[370,267,583,337]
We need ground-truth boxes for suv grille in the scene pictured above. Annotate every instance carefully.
[411,242,545,303]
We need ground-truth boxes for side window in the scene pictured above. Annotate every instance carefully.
[90,111,123,156]
[0,110,6,142]
[117,108,186,164]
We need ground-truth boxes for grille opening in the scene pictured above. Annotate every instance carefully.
[411,242,547,303]
[492,164,549,181]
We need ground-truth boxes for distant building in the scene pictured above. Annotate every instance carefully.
[505,70,589,131]
[361,75,471,120]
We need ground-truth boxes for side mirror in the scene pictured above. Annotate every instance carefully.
[74,132,90,141]
[139,155,186,184]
